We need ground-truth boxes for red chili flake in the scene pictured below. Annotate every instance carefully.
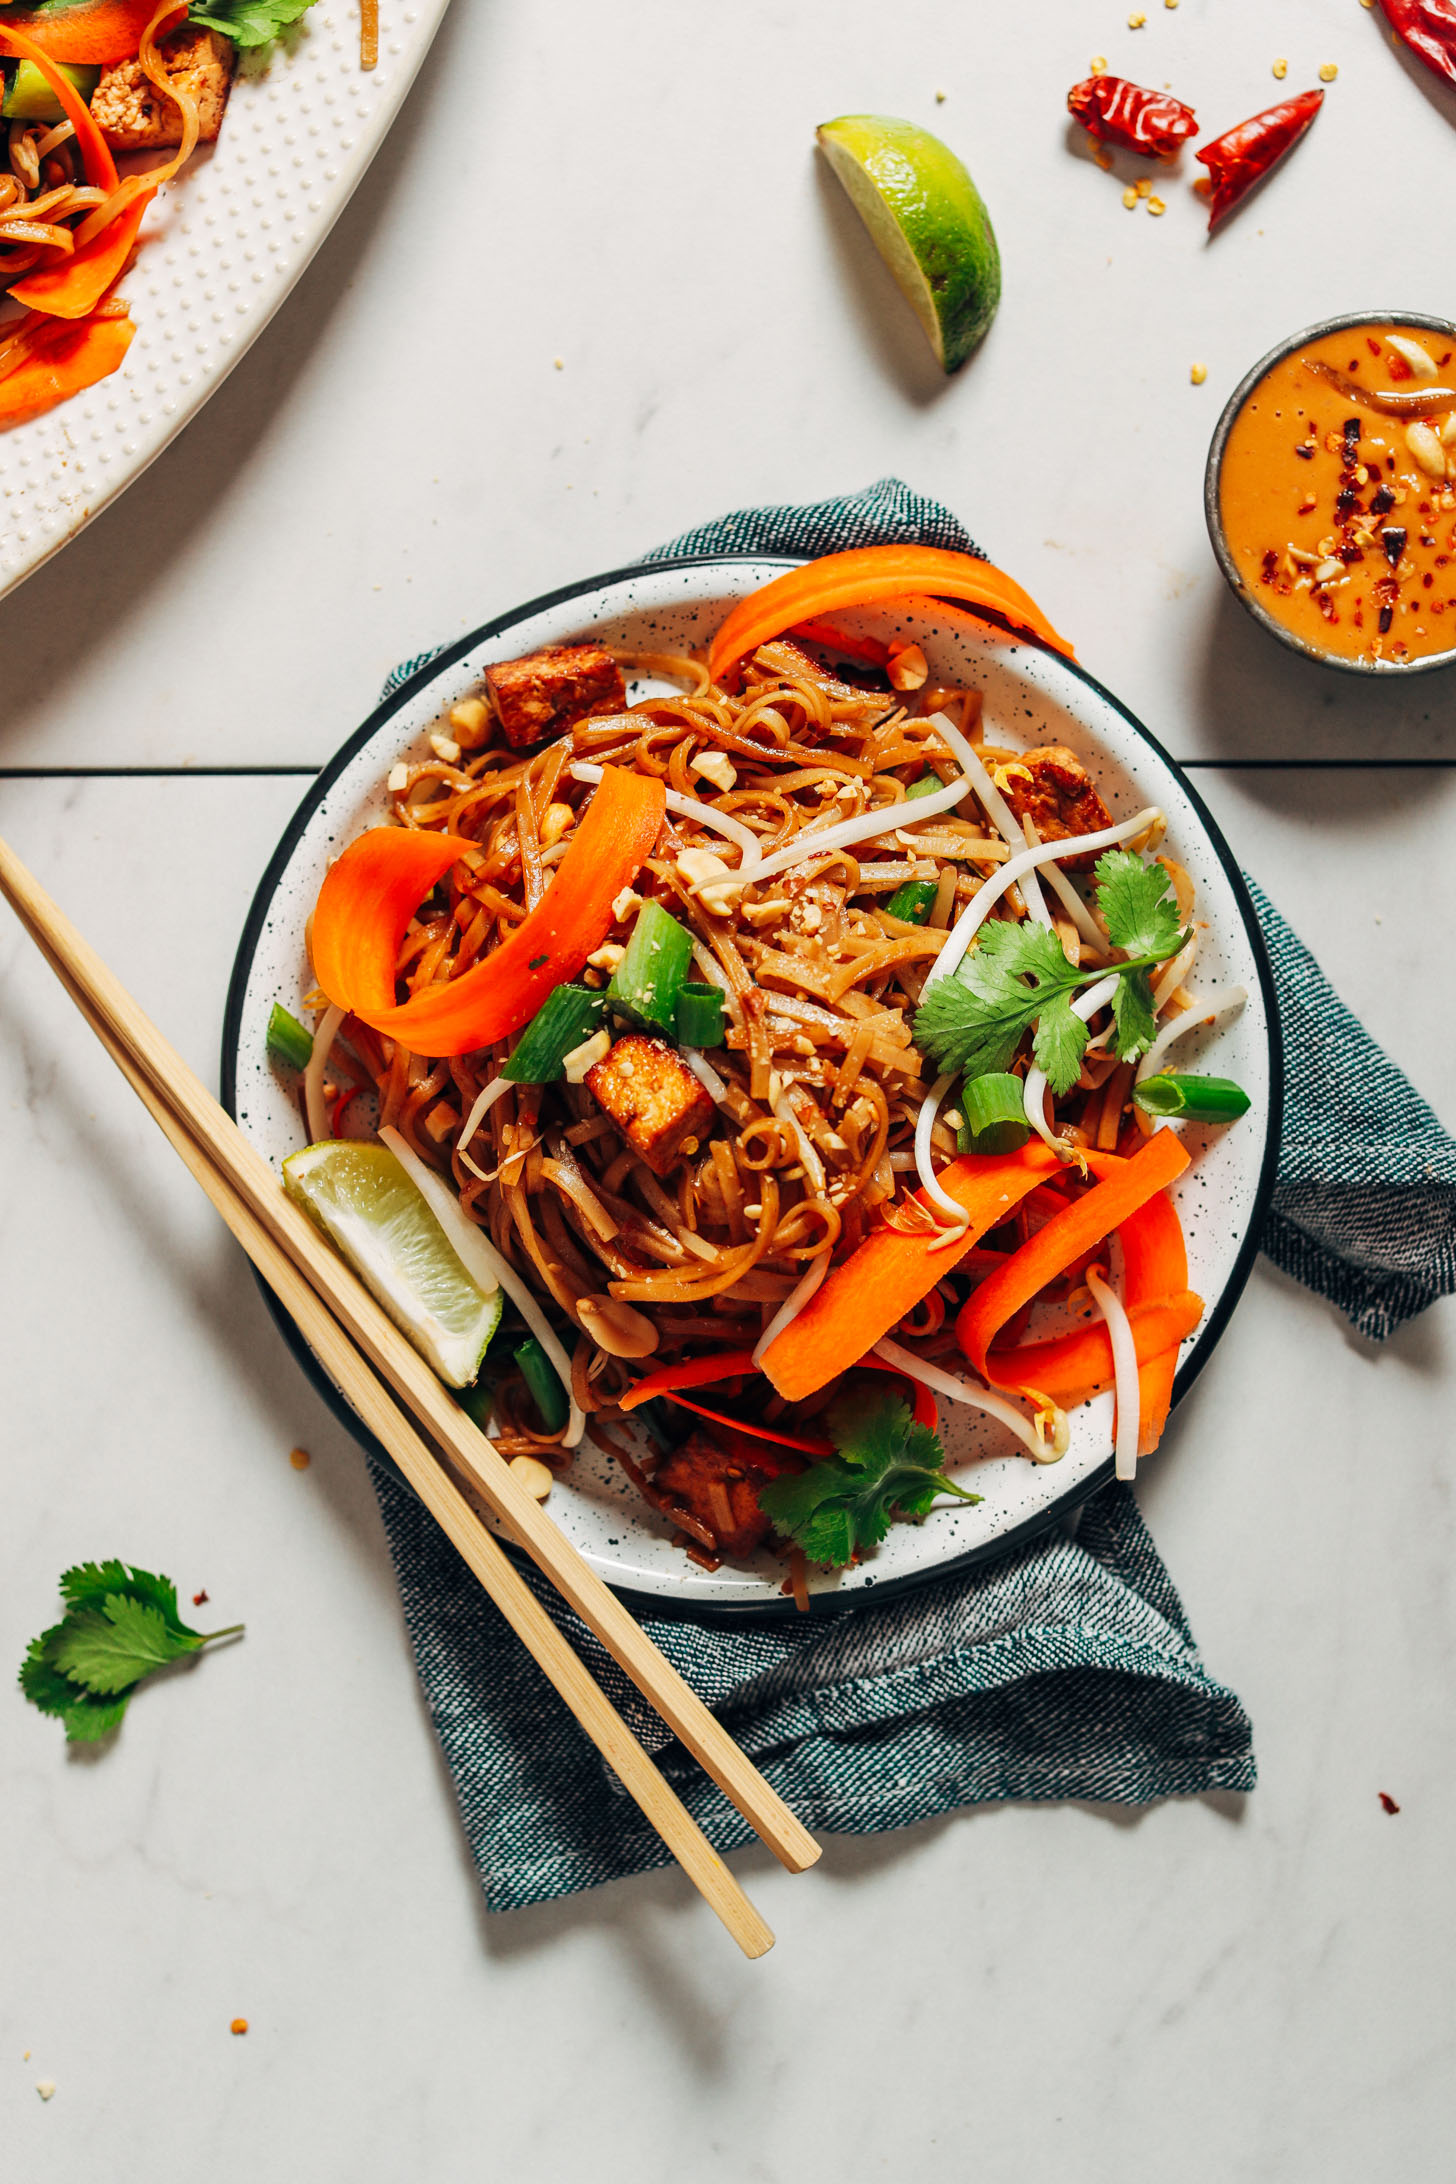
[1378,1791,1401,1814]
[1367,337,1383,356]
[192,1589,209,1606]
[1378,1,1456,92]
[1195,90,1324,227]
[1067,75,1198,157]
[1387,351,1414,382]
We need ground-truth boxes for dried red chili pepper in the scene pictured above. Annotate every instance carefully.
[1378,0,1456,92]
[1067,76,1198,158]
[1195,89,1323,227]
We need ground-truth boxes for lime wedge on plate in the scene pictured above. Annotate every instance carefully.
[816,113,1002,371]
[283,1140,502,1387]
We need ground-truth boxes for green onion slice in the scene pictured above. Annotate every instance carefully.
[905,772,945,801]
[607,900,695,1030]
[956,1072,1031,1155]
[457,1377,495,1431]
[1132,1073,1251,1123]
[266,1003,314,1072]
[884,878,937,924]
[503,985,607,1082]
[515,1337,570,1434]
[674,981,725,1048]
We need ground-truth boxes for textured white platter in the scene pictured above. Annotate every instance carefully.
[0,0,451,601]
[224,556,1281,1611]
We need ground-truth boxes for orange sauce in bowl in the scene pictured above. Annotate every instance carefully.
[1218,322,1456,665]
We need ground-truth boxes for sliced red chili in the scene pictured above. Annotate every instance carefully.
[331,1085,368,1137]
[1195,90,1324,227]
[1067,75,1197,157]
[1378,0,1456,92]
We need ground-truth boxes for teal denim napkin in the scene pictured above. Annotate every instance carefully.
[365,481,1456,1913]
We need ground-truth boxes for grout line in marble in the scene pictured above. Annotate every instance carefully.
[2,759,1455,783]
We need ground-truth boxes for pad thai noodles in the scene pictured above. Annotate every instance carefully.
[277,548,1250,1598]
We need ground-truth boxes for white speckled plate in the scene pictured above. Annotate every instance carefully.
[0,1,451,601]
[223,556,1281,1613]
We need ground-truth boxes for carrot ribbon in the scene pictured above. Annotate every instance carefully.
[0,310,132,425]
[0,21,118,188]
[11,187,153,318]
[310,766,666,1058]
[707,546,1074,686]
[760,1143,1062,1402]
[0,2,185,65]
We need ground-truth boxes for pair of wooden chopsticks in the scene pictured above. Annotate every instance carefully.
[0,835,819,1957]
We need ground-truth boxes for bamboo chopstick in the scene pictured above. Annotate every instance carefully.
[37,941,773,1957]
[0,835,820,1884]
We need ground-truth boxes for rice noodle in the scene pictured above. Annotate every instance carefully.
[872,1338,1065,1464]
[751,1252,830,1366]
[1136,984,1246,1084]
[684,1049,729,1103]
[926,713,1053,930]
[456,1073,514,1180]
[304,1004,345,1143]
[308,637,1203,1563]
[380,1125,586,1449]
[1086,1266,1140,1481]
[1021,972,1120,1153]
[922,807,1165,996]
[569,760,763,866]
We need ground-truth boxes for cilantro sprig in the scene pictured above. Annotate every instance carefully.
[19,1563,242,1744]
[914,850,1186,1096]
[186,0,318,49]
[758,1394,981,1568]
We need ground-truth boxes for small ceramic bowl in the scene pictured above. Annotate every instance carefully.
[1204,309,1456,678]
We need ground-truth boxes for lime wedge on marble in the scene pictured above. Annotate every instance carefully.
[816,113,1002,371]
[283,1140,502,1387]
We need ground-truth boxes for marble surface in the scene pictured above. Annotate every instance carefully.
[2,1,1454,2177]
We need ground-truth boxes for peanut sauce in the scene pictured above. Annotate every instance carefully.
[1219,323,1456,664]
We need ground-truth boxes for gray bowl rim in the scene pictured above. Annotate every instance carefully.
[1203,308,1456,679]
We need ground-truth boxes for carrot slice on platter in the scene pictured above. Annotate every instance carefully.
[0,2,185,67]
[0,310,133,426]
[11,188,154,319]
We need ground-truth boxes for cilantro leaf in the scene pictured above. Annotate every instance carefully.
[50,1598,202,1695]
[1030,989,1089,1096]
[1095,851,1183,961]
[757,1394,981,1568]
[60,1561,188,1634]
[17,1564,243,1742]
[19,1624,132,1744]
[1111,967,1157,1062]
[915,918,1085,1080]
[186,0,318,49]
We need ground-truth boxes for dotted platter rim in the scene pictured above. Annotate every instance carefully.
[0,0,453,602]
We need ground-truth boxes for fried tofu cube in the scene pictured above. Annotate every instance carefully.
[482,644,625,750]
[585,1034,714,1177]
[1003,746,1113,871]
[92,28,235,151]
[654,1431,775,1560]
